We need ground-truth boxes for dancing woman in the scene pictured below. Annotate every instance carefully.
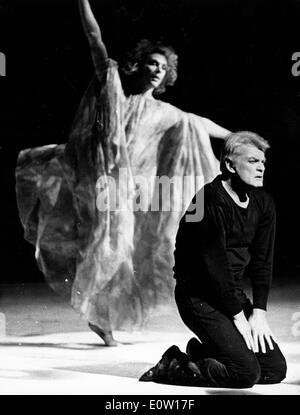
[16,0,230,345]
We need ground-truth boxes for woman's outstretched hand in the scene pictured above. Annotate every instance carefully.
[201,117,231,139]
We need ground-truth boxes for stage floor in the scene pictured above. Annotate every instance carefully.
[0,282,299,395]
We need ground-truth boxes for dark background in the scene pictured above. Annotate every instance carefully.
[0,0,299,284]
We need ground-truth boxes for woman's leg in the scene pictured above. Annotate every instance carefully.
[87,291,118,346]
[88,322,118,346]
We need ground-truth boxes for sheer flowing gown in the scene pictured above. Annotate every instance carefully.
[16,59,220,330]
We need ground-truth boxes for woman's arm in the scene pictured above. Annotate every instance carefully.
[78,0,108,78]
[201,117,231,139]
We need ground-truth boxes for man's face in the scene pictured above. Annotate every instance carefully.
[230,145,266,187]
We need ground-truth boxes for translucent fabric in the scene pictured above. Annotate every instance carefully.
[16,60,220,330]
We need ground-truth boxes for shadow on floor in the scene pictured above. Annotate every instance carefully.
[57,362,151,379]
[207,389,261,395]
[0,341,121,350]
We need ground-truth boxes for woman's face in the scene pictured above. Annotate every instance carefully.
[140,53,168,91]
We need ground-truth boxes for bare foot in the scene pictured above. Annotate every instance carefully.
[88,322,118,346]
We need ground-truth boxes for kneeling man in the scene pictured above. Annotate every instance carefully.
[140,131,287,388]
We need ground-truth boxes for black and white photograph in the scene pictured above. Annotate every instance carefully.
[0,0,300,400]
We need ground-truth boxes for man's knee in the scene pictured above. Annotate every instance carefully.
[205,354,261,388]
[231,357,261,388]
[259,356,287,384]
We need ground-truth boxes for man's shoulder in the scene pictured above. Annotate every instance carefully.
[203,176,230,207]
[251,187,276,214]
[188,176,231,221]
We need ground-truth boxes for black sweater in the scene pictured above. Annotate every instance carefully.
[173,175,276,317]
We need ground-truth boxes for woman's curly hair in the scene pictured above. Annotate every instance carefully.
[120,39,178,96]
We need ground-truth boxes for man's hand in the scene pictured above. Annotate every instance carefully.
[248,308,276,353]
[233,311,255,352]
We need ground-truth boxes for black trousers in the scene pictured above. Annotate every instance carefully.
[175,282,287,388]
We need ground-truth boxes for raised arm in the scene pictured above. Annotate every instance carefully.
[201,117,231,139]
[78,0,108,78]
